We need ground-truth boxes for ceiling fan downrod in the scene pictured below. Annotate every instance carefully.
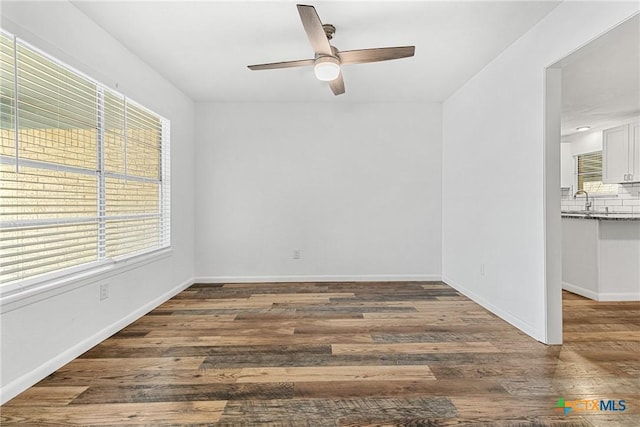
[323,24,336,40]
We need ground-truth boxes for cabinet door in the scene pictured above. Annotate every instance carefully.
[602,125,630,184]
[631,123,640,182]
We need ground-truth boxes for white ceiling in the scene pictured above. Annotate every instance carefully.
[556,14,640,137]
[72,0,561,103]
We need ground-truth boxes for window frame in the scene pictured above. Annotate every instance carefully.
[0,30,171,298]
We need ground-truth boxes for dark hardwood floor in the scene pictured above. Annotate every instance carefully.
[2,282,639,426]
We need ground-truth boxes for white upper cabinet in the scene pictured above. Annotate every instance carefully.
[632,122,640,180]
[603,123,640,183]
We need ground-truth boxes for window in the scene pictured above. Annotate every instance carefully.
[576,151,617,195]
[0,31,170,289]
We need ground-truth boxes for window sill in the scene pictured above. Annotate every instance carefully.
[0,247,173,313]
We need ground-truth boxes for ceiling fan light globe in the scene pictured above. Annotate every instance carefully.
[314,57,340,81]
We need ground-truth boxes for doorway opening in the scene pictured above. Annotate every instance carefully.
[544,14,640,343]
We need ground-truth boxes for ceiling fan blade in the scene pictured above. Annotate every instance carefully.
[297,4,332,56]
[248,58,315,71]
[328,71,345,96]
[338,46,415,65]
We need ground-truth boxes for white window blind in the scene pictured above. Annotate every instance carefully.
[0,31,170,287]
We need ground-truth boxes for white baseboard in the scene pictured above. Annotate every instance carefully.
[562,282,639,301]
[0,277,194,405]
[442,275,545,343]
[562,282,599,300]
[193,274,441,284]
[596,292,640,301]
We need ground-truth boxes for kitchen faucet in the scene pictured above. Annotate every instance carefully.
[574,190,592,211]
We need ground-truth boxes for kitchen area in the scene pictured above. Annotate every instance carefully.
[560,125,640,301]
[558,15,640,302]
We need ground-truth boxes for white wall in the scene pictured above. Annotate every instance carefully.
[599,221,640,299]
[442,1,639,343]
[562,217,600,298]
[195,102,441,282]
[0,1,195,403]
[563,219,640,301]
[563,129,603,156]
[560,142,574,189]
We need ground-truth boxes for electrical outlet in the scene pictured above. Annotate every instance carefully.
[99,283,109,301]
[293,249,301,260]
[480,264,485,276]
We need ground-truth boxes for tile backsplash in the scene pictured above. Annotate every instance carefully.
[561,183,640,214]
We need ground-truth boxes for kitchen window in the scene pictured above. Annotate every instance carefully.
[0,31,170,289]
[576,151,617,195]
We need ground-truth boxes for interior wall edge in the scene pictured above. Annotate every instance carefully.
[442,275,546,344]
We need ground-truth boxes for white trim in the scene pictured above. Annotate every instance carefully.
[194,274,441,284]
[0,154,97,176]
[597,292,640,302]
[562,281,599,301]
[0,276,194,405]
[442,275,546,343]
[563,282,640,301]
[1,248,173,313]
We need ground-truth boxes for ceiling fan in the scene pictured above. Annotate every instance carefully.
[247,4,415,96]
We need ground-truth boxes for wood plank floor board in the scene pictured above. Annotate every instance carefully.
[79,346,169,358]
[293,320,487,334]
[292,379,508,399]
[361,311,494,320]
[36,369,244,387]
[84,336,226,349]
[328,295,439,303]
[428,363,559,380]
[234,312,365,320]
[293,305,418,313]
[157,335,374,357]
[56,356,206,372]
[234,365,436,383]
[370,331,524,343]
[332,341,500,355]
[3,386,89,407]
[69,383,295,404]
[199,350,566,370]
[562,323,639,332]
[1,401,228,425]
[169,289,294,300]
[218,396,457,424]
[340,417,597,427]
[3,284,638,426]
[200,352,440,369]
[148,308,297,316]
[128,313,237,325]
[499,377,640,396]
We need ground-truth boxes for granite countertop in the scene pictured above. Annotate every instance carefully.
[561,211,640,221]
